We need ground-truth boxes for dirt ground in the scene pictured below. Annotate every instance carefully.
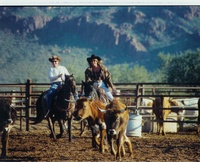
[1,120,200,162]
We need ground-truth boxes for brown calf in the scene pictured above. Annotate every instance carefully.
[152,97,180,135]
[100,98,133,160]
[73,97,107,153]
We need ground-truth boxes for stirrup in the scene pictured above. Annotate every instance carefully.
[44,110,50,118]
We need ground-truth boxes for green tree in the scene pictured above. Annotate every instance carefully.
[159,49,200,83]
[109,64,153,83]
[128,65,153,83]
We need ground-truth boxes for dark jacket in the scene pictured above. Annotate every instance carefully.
[85,64,114,89]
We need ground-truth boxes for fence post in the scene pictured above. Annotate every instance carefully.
[135,83,141,114]
[25,79,32,131]
[19,86,23,130]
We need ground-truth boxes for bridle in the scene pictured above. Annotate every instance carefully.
[52,75,76,114]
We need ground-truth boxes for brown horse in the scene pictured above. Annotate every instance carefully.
[33,74,76,142]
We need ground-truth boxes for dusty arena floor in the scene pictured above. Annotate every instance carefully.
[1,120,200,162]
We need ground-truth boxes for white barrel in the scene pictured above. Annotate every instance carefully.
[126,113,142,137]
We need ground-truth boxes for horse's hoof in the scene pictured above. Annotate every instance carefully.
[56,134,62,139]
[49,133,53,138]
[50,133,58,140]
[92,144,98,148]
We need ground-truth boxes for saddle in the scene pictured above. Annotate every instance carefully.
[41,91,58,117]
[96,88,110,103]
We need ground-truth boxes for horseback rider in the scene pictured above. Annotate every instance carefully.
[85,54,116,101]
[45,55,78,117]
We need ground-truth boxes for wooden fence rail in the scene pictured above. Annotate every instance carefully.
[0,79,200,131]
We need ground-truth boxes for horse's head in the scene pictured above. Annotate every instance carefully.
[54,75,76,120]
[64,74,76,93]
[82,81,94,98]
[81,81,100,101]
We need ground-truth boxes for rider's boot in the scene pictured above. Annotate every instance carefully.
[74,91,79,100]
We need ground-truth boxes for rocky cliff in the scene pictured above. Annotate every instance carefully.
[0,6,200,70]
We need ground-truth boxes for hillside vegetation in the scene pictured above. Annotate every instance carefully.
[0,6,200,83]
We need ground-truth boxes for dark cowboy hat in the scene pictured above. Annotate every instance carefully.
[49,55,61,62]
[87,54,101,63]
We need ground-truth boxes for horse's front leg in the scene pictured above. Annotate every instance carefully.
[67,117,72,142]
[1,128,9,157]
[56,119,64,139]
[47,117,57,140]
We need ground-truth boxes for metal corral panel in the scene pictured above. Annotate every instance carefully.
[142,112,178,133]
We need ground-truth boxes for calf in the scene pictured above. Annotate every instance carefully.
[0,98,16,157]
[73,98,107,153]
[100,98,133,160]
[152,97,180,135]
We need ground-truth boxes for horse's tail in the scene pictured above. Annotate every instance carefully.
[31,92,46,124]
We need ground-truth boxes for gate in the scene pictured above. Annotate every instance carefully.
[0,80,200,131]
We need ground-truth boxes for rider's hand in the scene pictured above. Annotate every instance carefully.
[58,74,62,78]
[112,88,117,95]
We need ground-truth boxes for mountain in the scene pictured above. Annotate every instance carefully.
[0,6,200,83]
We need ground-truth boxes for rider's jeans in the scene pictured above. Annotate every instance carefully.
[46,82,62,111]
[94,81,114,101]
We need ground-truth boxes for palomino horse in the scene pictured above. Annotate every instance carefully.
[0,98,17,157]
[33,74,76,142]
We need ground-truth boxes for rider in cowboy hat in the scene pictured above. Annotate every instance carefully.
[85,54,116,101]
[45,55,78,117]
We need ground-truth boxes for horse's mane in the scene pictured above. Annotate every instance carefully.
[60,74,76,94]
[81,81,94,97]
[82,81,109,103]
